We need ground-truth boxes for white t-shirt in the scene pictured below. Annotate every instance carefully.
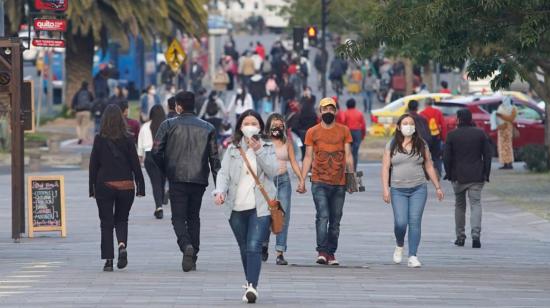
[137,121,153,157]
[234,147,257,212]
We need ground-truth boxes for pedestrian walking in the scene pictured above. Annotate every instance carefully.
[213,110,278,303]
[381,113,444,268]
[153,91,221,272]
[362,71,377,113]
[298,97,354,266]
[261,113,304,265]
[296,87,318,159]
[166,96,178,119]
[89,104,145,272]
[444,109,492,248]
[198,90,227,140]
[494,96,517,169]
[138,105,167,219]
[117,100,141,144]
[140,85,161,123]
[248,72,267,112]
[71,81,94,145]
[420,98,447,177]
[190,60,205,93]
[227,88,254,123]
[342,98,367,171]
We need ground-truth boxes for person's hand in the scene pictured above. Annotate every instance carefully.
[436,188,444,201]
[383,187,391,204]
[296,180,307,194]
[247,136,261,152]
[214,193,225,206]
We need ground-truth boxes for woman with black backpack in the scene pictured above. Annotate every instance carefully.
[198,91,226,141]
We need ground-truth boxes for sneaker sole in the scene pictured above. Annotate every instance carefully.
[246,291,257,304]
[182,246,195,272]
[316,258,327,265]
[117,249,128,269]
[103,267,113,272]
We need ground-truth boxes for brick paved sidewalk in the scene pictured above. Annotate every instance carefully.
[1,164,549,307]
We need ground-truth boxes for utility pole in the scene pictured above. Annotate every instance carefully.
[320,0,329,98]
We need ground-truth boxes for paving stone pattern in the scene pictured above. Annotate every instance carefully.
[1,164,549,307]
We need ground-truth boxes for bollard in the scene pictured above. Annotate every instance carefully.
[29,152,41,172]
[48,135,61,154]
[80,152,90,170]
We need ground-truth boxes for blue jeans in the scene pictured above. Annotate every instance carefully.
[311,182,346,254]
[390,184,428,256]
[229,209,271,288]
[362,90,374,113]
[263,172,292,252]
[350,130,362,171]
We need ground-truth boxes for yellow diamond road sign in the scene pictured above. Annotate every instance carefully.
[165,39,186,72]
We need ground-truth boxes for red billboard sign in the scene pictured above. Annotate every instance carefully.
[34,19,67,32]
[32,39,65,48]
[35,0,68,12]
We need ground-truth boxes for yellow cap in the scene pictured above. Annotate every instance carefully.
[319,97,336,108]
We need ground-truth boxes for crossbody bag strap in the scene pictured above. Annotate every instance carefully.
[238,147,272,203]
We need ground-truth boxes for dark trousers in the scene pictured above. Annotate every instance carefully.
[311,182,346,254]
[169,182,206,258]
[95,184,135,259]
[350,129,363,171]
[144,152,166,209]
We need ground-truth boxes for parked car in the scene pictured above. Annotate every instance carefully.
[369,93,453,136]
[436,94,545,157]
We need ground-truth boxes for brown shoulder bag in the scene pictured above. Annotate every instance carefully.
[238,147,285,235]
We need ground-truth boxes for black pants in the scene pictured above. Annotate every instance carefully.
[95,184,135,259]
[169,182,206,258]
[144,152,166,209]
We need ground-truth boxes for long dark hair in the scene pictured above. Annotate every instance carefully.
[100,104,129,140]
[265,113,287,143]
[149,105,166,137]
[390,113,427,160]
[232,109,265,146]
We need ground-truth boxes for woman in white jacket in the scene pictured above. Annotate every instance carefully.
[226,87,254,123]
[213,109,278,304]
[137,105,167,219]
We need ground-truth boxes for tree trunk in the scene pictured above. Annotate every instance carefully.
[404,58,414,95]
[422,62,433,92]
[65,32,95,109]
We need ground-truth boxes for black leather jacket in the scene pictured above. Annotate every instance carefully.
[153,113,221,186]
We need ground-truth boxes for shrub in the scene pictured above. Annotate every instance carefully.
[519,144,549,172]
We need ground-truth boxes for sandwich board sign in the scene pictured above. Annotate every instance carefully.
[27,175,67,237]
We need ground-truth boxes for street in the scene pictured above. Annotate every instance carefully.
[1,164,549,307]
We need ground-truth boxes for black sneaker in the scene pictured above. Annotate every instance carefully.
[103,259,113,272]
[454,238,465,247]
[261,246,269,262]
[276,254,288,265]
[472,239,481,248]
[182,245,195,272]
[117,246,128,269]
[154,208,163,219]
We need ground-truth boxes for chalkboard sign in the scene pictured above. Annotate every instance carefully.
[27,175,66,237]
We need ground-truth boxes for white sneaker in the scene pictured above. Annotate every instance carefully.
[242,283,258,303]
[393,246,404,264]
[408,256,422,268]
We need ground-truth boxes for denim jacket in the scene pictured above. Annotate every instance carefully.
[213,139,278,219]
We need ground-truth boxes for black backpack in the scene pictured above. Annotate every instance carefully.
[74,90,92,111]
[205,99,219,116]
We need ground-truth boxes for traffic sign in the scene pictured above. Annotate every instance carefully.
[35,0,68,11]
[32,39,65,48]
[164,39,187,72]
[34,19,67,32]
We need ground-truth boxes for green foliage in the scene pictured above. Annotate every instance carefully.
[520,144,549,173]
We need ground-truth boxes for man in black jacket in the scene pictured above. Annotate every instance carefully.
[443,109,492,249]
[153,91,221,272]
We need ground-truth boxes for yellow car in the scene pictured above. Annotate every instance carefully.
[369,93,453,136]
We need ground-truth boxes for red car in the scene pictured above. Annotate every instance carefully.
[435,95,545,156]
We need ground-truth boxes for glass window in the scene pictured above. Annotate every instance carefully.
[434,103,464,117]
[515,103,543,121]
[381,98,405,112]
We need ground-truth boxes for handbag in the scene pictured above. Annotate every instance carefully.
[238,147,285,235]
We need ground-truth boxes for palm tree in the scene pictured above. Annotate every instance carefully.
[5,0,207,106]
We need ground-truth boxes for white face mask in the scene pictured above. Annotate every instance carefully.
[241,125,260,138]
[401,124,416,137]
[149,89,156,95]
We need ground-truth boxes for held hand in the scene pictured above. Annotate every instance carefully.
[247,137,261,152]
[383,188,391,204]
[214,193,225,206]
[436,188,444,201]
[296,181,307,194]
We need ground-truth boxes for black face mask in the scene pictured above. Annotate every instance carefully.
[271,127,284,138]
[321,112,335,124]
